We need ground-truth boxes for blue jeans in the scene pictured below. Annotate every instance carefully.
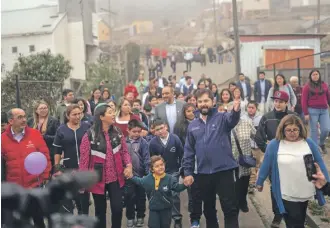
[308,108,330,146]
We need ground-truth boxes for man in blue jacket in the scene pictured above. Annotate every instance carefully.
[182,89,241,228]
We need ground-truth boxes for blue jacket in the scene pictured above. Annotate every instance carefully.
[256,138,330,214]
[126,137,150,177]
[253,79,272,103]
[182,108,240,176]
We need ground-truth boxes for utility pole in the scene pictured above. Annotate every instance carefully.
[232,0,241,77]
[317,0,321,33]
[213,0,218,47]
[108,0,112,44]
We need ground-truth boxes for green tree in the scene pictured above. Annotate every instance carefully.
[84,54,124,101]
[1,49,72,115]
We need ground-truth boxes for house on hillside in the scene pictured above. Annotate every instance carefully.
[239,34,326,82]
[1,5,89,88]
[242,0,290,19]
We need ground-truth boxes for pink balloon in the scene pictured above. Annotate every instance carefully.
[24,152,47,175]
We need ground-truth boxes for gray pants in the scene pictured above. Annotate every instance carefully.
[170,172,182,222]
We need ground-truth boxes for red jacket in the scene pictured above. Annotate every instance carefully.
[152,48,160,57]
[124,84,139,98]
[1,126,51,188]
[161,49,168,58]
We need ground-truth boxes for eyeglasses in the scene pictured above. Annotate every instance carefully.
[15,115,27,120]
[284,128,300,133]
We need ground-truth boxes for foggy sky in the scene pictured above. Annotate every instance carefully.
[2,0,208,25]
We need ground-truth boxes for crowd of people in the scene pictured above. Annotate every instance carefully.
[145,44,229,79]
[1,68,330,228]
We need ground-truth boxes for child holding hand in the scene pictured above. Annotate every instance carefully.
[127,155,188,228]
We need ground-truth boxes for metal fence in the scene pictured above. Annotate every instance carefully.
[257,51,330,85]
[1,77,63,117]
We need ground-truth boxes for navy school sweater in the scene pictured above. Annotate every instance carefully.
[126,136,150,177]
[131,173,186,211]
[149,133,183,174]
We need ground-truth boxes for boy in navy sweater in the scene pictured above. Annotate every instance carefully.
[124,119,150,228]
[148,119,184,228]
[129,155,187,228]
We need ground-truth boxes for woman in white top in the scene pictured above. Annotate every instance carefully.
[256,115,329,228]
[266,74,297,112]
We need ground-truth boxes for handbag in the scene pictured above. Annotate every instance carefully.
[232,130,256,168]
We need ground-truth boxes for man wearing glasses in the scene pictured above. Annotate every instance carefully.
[1,108,51,228]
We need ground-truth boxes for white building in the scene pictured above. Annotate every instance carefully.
[291,0,329,7]
[1,5,86,87]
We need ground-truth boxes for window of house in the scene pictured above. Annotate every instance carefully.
[12,47,18,53]
[29,45,35,52]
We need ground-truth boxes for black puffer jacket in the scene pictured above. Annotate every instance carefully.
[27,116,60,165]
[322,182,330,196]
[255,108,297,152]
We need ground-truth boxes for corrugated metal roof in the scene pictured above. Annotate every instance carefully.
[240,33,327,37]
[1,5,66,37]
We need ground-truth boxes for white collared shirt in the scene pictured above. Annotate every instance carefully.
[160,132,170,146]
[11,127,25,142]
[165,100,177,133]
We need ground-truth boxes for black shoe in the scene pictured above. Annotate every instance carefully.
[320,145,328,154]
[271,215,282,228]
[239,204,249,213]
[174,220,182,228]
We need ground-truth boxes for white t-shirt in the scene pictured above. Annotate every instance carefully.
[278,140,315,202]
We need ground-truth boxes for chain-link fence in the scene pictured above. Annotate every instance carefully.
[1,78,63,117]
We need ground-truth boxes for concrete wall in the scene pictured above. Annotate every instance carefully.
[67,22,86,83]
[1,34,52,78]
[52,15,69,60]
[242,0,270,11]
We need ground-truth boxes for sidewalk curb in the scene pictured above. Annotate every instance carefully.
[249,194,271,228]
[306,211,320,228]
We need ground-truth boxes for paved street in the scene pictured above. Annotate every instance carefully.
[150,60,236,87]
[88,190,265,228]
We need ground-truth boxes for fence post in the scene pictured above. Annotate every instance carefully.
[257,66,260,78]
[15,75,21,108]
[273,64,276,78]
[297,58,301,86]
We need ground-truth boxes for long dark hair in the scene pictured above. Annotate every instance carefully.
[74,97,88,114]
[174,103,196,143]
[90,88,101,101]
[219,88,233,103]
[274,74,287,92]
[309,69,323,94]
[92,104,111,143]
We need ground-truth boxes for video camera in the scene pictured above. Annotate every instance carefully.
[2,171,98,228]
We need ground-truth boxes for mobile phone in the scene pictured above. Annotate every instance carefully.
[94,163,104,182]
[303,154,317,181]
